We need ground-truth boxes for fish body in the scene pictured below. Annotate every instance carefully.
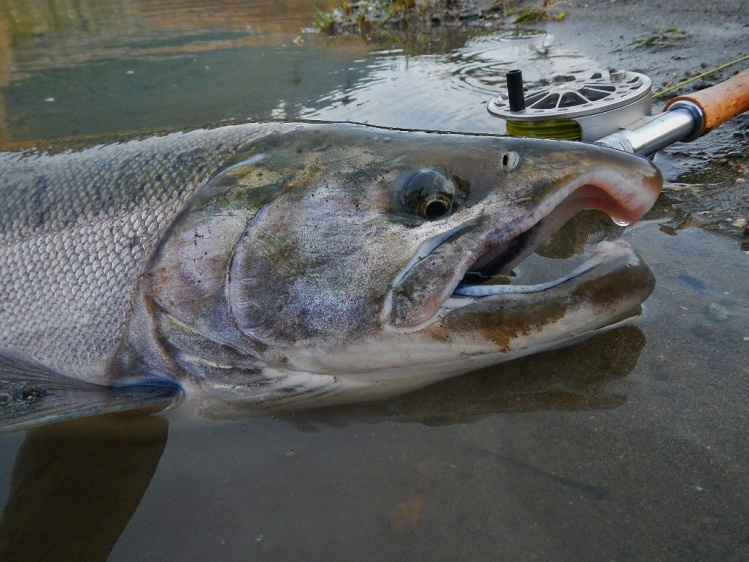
[0,122,661,425]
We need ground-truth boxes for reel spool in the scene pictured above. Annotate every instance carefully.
[488,69,652,141]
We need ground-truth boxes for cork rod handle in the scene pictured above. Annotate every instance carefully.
[664,69,749,135]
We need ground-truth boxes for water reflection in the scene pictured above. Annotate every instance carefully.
[1,43,369,140]
[293,326,645,428]
[0,415,167,562]
[1,0,321,52]
[0,0,354,140]
[305,31,597,132]
[0,326,643,559]
[0,0,600,141]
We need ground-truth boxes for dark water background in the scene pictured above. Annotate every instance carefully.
[0,1,747,560]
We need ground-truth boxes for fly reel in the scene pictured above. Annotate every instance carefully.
[488,69,652,141]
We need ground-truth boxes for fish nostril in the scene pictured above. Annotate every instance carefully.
[499,151,520,170]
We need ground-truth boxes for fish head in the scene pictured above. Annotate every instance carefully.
[140,123,661,410]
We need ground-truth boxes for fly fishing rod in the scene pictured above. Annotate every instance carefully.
[597,69,749,156]
[489,68,749,157]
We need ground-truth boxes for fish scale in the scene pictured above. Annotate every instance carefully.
[0,123,662,431]
[0,124,284,382]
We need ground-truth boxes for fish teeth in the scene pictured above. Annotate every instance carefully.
[453,257,601,296]
[453,239,634,298]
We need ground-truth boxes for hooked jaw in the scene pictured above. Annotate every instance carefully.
[384,162,662,331]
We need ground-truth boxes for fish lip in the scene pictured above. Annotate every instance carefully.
[384,167,661,330]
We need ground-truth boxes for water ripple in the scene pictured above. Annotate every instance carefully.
[303,30,598,133]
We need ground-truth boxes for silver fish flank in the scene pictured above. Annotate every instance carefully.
[0,122,661,425]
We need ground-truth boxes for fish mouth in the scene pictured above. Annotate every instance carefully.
[385,171,660,330]
[451,195,623,299]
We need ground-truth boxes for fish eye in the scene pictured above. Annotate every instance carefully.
[402,167,458,221]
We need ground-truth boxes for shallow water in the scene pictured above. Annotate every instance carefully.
[1,1,748,560]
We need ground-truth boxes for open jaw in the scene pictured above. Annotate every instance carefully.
[384,172,659,331]
[452,194,625,299]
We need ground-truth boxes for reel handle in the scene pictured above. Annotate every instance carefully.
[664,69,749,135]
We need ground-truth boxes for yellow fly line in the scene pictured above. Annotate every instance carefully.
[505,118,582,140]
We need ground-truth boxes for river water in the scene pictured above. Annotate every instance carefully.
[0,1,747,560]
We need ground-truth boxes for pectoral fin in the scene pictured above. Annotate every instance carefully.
[0,353,181,434]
